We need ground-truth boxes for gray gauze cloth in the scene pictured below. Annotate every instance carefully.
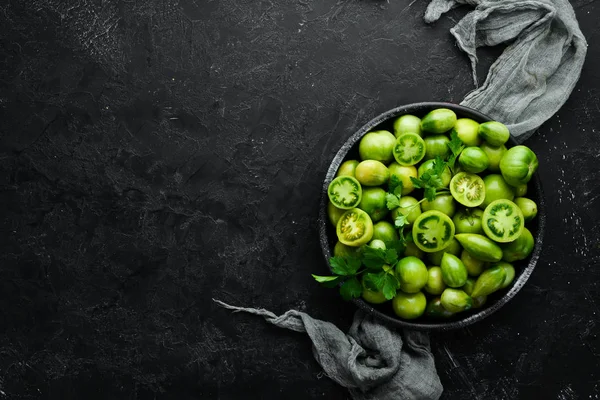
[213,300,442,400]
[425,0,587,142]
[213,1,587,399]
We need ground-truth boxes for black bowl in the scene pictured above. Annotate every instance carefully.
[318,102,546,331]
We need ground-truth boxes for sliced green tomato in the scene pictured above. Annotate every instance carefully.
[393,132,426,166]
[482,199,524,243]
[450,172,485,207]
[336,208,374,246]
[412,210,456,253]
[328,176,362,209]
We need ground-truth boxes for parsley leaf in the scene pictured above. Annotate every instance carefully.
[410,156,449,202]
[386,193,401,210]
[363,271,400,300]
[389,175,404,197]
[329,256,362,276]
[447,131,465,172]
[394,214,408,229]
[385,239,407,255]
[340,277,363,301]
[361,246,387,270]
[311,275,340,288]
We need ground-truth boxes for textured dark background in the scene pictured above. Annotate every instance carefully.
[1,0,599,399]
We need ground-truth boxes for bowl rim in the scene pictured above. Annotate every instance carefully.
[317,102,546,331]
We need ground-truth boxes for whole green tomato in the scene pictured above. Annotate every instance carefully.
[499,145,539,186]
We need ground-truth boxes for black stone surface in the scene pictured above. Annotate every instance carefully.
[0,1,599,399]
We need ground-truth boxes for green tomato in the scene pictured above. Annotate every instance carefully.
[451,118,481,146]
[440,253,468,288]
[372,220,399,243]
[418,159,452,188]
[355,160,390,187]
[361,275,388,304]
[424,266,447,295]
[336,160,360,177]
[425,297,454,318]
[392,291,427,319]
[458,147,489,174]
[358,130,397,164]
[440,288,472,313]
[333,241,362,258]
[499,145,539,186]
[421,193,457,217]
[494,262,516,289]
[392,196,422,225]
[478,121,510,146]
[403,240,425,259]
[471,265,506,298]
[420,108,457,134]
[427,237,461,265]
[423,135,451,161]
[500,227,534,262]
[481,174,515,209]
[453,208,484,234]
[358,187,389,222]
[327,201,346,227]
[461,249,485,276]
[513,184,528,197]
[393,114,422,137]
[454,233,503,263]
[514,197,538,222]
[480,142,507,172]
[395,256,429,293]
[368,239,387,250]
[388,163,418,195]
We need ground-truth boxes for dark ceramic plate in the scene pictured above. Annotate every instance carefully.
[318,102,546,331]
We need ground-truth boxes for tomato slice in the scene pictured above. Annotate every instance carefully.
[412,210,455,253]
[327,176,362,209]
[393,133,426,166]
[336,208,374,247]
[450,172,485,207]
[482,199,524,243]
